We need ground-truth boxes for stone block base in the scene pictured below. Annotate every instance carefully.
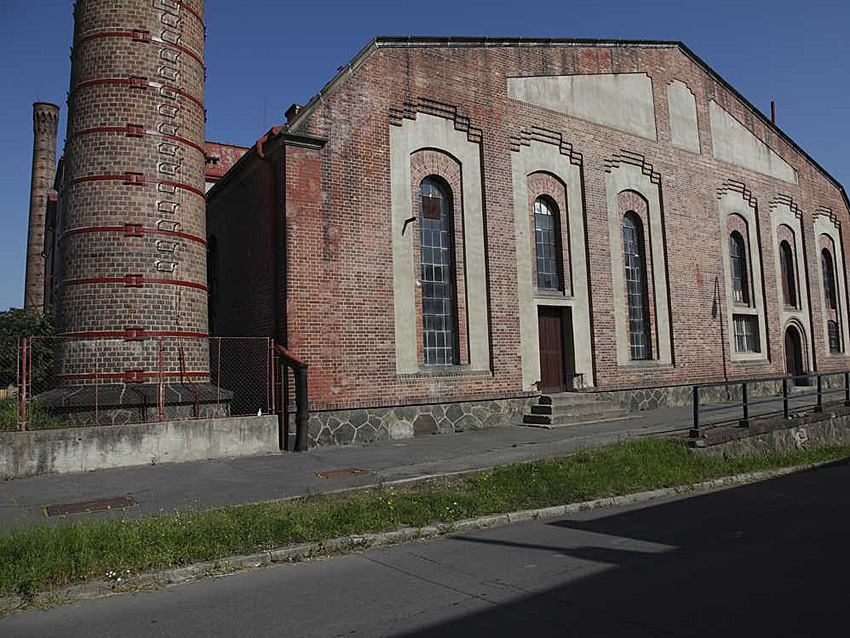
[305,396,537,447]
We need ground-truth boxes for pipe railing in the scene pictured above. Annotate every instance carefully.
[691,370,850,438]
[275,344,309,452]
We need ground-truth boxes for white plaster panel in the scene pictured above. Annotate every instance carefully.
[511,142,592,390]
[770,204,813,368]
[717,192,769,361]
[390,114,490,374]
[667,80,700,153]
[508,74,658,141]
[814,216,850,359]
[606,164,672,367]
[709,102,798,184]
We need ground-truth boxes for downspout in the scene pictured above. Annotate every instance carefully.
[256,128,294,449]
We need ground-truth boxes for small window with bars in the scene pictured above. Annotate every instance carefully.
[828,320,842,354]
[733,314,761,353]
[419,176,458,366]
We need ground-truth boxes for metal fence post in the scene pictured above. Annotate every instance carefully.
[18,338,28,430]
[816,374,824,413]
[294,366,309,452]
[740,381,749,427]
[690,385,700,438]
[845,371,850,407]
[783,377,789,419]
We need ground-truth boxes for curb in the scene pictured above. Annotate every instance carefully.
[0,458,834,615]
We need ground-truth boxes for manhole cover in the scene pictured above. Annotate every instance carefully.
[316,468,371,479]
[44,495,137,517]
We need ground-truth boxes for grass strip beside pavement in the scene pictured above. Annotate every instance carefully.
[2,437,849,598]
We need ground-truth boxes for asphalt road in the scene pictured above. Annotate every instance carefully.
[3,460,848,637]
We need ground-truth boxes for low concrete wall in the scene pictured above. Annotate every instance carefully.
[0,415,280,480]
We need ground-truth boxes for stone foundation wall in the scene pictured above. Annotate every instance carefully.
[305,396,536,447]
[692,410,850,458]
[593,380,785,411]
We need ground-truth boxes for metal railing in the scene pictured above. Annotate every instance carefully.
[274,344,309,452]
[691,370,850,438]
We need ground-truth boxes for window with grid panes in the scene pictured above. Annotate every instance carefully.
[534,196,563,290]
[419,177,458,365]
[779,240,797,308]
[822,248,837,310]
[729,232,750,305]
[733,314,760,353]
[828,320,841,353]
[623,212,651,360]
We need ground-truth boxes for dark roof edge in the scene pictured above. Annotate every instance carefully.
[673,41,849,211]
[206,131,327,200]
[282,36,847,211]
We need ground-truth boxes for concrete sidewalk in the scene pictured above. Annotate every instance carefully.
[0,405,697,530]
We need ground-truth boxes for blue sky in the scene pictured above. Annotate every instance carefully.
[1,0,847,310]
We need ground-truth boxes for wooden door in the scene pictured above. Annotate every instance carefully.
[785,327,804,385]
[538,307,566,393]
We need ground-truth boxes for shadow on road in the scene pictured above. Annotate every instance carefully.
[391,460,850,637]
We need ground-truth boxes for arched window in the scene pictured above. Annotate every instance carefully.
[779,240,797,307]
[729,231,749,305]
[623,212,651,360]
[419,176,458,365]
[534,195,563,290]
[821,248,837,310]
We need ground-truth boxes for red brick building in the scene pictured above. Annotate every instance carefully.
[207,38,850,445]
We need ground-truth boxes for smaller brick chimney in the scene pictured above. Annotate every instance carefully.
[25,102,60,312]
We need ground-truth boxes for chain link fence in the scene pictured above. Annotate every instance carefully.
[7,336,276,431]
[0,338,21,431]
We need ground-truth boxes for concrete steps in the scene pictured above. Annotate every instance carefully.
[522,392,630,428]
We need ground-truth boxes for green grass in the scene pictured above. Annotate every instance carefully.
[1,437,849,599]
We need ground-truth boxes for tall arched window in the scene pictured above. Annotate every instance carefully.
[779,240,797,307]
[534,195,563,290]
[821,248,837,310]
[729,231,749,305]
[419,176,458,365]
[623,212,651,360]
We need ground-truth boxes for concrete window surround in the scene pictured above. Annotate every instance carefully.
[769,201,813,368]
[390,113,491,374]
[507,73,658,141]
[666,79,700,154]
[511,140,592,390]
[815,215,850,360]
[606,163,672,367]
[718,191,769,362]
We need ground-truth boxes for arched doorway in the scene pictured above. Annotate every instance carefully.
[784,325,805,385]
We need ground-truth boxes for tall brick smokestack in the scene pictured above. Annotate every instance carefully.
[57,0,208,385]
[25,102,60,312]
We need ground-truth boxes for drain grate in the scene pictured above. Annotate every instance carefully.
[316,468,371,479]
[44,495,137,517]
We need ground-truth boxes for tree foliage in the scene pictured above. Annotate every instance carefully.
[0,308,56,389]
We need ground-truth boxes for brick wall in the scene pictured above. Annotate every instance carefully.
[209,41,850,412]
[55,0,208,383]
